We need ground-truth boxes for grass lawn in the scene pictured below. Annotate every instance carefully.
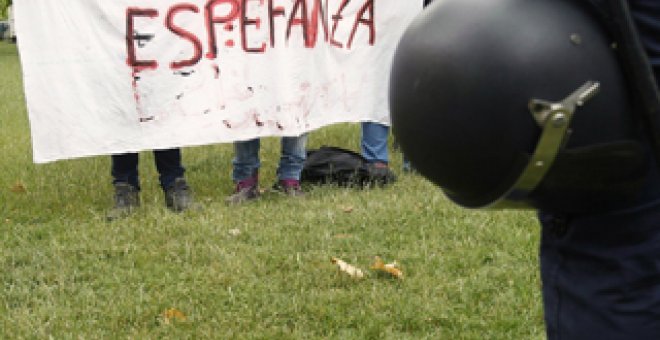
[0,40,544,339]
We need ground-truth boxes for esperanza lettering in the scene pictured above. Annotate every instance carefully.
[126,0,376,71]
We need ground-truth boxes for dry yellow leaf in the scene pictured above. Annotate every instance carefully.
[371,256,404,279]
[331,257,364,278]
[10,181,26,193]
[161,308,187,324]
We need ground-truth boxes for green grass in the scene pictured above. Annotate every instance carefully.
[0,40,544,339]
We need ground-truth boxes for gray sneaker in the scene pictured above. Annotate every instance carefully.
[225,177,259,204]
[165,177,195,212]
[107,182,139,221]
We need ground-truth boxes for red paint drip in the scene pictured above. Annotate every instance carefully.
[131,69,146,122]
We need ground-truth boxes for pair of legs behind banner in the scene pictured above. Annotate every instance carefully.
[107,149,194,221]
[226,135,308,204]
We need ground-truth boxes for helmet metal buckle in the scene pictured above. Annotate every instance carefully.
[488,81,601,209]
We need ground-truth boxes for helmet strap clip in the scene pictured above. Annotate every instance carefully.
[488,81,601,208]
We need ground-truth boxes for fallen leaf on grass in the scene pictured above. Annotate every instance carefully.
[10,181,26,194]
[371,256,404,279]
[341,206,354,213]
[161,308,187,324]
[331,257,364,278]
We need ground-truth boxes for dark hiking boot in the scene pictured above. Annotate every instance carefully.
[225,176,259,204]
[107,182,139,221]
[165,177,195,212]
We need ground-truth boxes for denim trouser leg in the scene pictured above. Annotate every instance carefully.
[277,134,308,180]
[154,148,185,190]
[232,138,261,182]
[111,153,140,189]
[361,122,390,164]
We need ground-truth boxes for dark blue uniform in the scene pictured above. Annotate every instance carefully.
[539,2,660,338]
[629,0,660,76]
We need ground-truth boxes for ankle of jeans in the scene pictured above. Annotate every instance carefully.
[236,174,258,189]
[279,179,300,188]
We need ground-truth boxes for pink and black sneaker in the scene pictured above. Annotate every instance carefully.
[226,175,259,204]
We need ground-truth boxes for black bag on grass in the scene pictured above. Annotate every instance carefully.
[300,146,371,186]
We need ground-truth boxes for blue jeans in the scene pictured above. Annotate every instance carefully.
[111,149,185,191]
[232,135,308,182]
[361,122,390,164]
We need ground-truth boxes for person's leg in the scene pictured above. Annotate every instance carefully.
[108,153,140,221]
[361,122,390,164]
[232,139,261,182]
[111,153,140,189]
[277,134,308,180]
[227,139,261,203]
[275,134,308,195]
[154,148,194,212]
[538,208,660,339]
[361,122,397,184]
[153,148,185,190]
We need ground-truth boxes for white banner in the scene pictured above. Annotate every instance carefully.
[15,1,422,163]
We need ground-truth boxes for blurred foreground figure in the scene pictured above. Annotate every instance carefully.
[390,0,660,338]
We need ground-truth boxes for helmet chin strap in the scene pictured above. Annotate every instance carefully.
[487,81,601,209]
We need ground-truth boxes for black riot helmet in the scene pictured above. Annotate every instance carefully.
[389,0,659,213]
